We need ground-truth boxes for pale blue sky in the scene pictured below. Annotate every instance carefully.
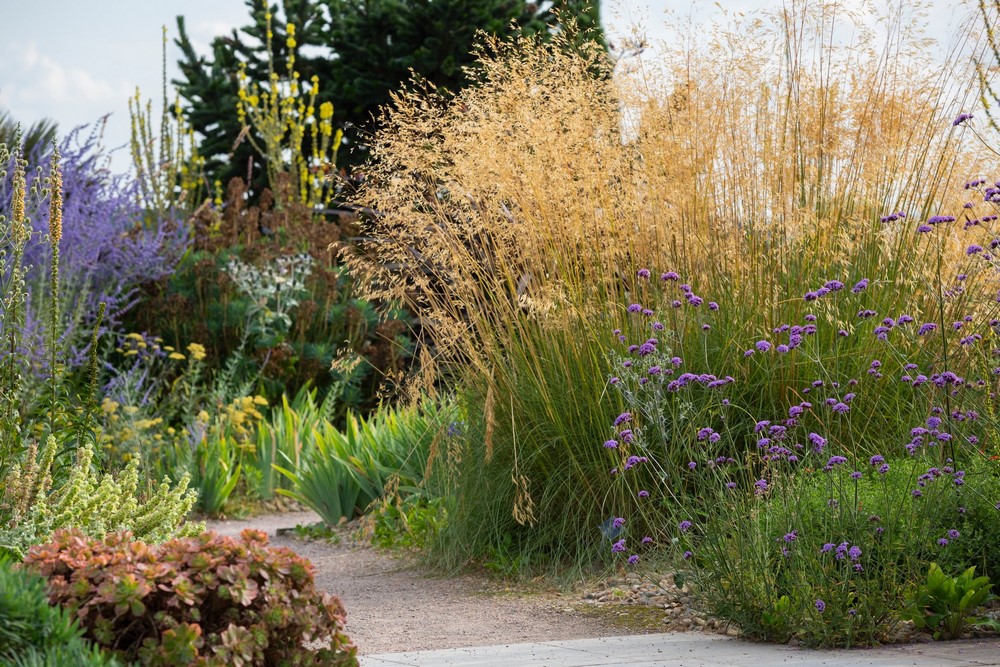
[0,0,973,173]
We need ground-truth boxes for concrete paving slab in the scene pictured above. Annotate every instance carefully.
[361,634,1000,667]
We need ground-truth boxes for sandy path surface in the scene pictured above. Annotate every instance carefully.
[206,511,639,655]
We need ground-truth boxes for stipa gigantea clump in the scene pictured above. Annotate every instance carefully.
[350,1,1000,573]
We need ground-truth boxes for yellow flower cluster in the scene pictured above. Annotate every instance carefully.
[234,10,341,208]
[216,394,270,444]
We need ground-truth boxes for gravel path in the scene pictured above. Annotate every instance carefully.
[205,511,650,655]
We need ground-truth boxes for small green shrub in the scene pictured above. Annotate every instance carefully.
[0,438,201,560]
[0,555,117,666]
[371,496,445,550]
[23,528,358,666]
[903,563,997,639]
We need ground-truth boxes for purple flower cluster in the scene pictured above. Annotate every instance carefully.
[953,112,973,126]
[751,321,819,357]
[803,278,847,302]
[1,124,187,369]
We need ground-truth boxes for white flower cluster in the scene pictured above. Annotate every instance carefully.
[225,253,315,339]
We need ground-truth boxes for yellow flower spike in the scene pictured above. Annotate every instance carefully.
[48,147,63,244]
[286,23,295,35]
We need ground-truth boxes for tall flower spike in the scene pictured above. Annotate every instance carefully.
[10,151,28,244]
[48,146,63,245]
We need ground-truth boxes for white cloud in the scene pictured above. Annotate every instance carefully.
[11,41,129,106]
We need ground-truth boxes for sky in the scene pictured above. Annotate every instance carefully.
[0,0,974,174]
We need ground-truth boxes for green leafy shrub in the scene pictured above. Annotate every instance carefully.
[23,528,358,666]
[371,496,445,550]
[903,563,997,639]
[0,555,118,666]
[130,162,412,416]
[272,397,455,526]
[0,437,201,560]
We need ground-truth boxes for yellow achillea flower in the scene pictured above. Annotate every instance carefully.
[169,352,185,361]
[187,343,207,361]
[101,397,119,415]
